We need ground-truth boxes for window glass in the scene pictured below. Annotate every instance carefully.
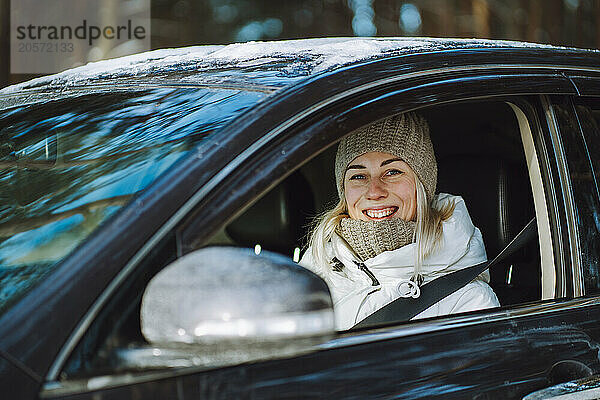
[546,98,592,294]
[0,88,266,315]
[571,99,600,295]
[575,101,600,189]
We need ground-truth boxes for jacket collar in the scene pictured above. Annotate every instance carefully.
[330,194,487,282]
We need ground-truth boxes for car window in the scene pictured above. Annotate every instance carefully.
[210,100,543,307]
[573,99,600,193]
[0,87,267,315]
[570,99,600,295]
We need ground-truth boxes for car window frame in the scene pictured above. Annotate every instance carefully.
[507,101,556,299]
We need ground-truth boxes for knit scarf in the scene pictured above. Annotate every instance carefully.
[337,217,416,261]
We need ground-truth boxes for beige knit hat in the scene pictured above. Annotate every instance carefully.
[335,112,437,201]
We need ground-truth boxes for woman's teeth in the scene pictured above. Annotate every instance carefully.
[363,207,397,219]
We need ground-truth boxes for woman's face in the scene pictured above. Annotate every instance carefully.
[344,152,417,222]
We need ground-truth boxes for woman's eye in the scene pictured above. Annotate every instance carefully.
[386,169,403,176]
[349,174,366,180]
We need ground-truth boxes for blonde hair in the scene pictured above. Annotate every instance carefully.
[308,198,347,272]
[308,174,455,278]
[413,176,455,277]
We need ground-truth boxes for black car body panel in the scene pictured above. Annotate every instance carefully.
[40,302,600,399]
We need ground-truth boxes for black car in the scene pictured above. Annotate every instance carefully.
[1,37,600,399]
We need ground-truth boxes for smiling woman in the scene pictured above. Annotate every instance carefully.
[300,112,500,330]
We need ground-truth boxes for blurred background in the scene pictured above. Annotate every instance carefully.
[1,0,599,88]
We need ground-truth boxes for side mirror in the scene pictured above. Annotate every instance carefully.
[130,246,334,368]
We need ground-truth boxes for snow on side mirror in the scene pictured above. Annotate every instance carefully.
[135,246,334,368]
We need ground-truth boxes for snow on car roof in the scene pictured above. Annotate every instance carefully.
[1,37,579,96]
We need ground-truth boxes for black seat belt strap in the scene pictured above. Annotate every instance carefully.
[354,217,537,329]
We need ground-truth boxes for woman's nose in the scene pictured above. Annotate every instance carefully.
[366,179,387,199]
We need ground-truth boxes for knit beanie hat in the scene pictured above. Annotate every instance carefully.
[335,112,437,201]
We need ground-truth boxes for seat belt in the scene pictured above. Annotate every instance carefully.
[353,217,537,329]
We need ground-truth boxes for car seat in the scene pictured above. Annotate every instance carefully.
[437,154,540,305]
[226,171,316,258]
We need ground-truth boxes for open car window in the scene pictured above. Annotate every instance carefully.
[208,100,544,309]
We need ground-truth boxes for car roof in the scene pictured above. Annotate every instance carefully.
[0,37,597,111]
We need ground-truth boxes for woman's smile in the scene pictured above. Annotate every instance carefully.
[362,206,399,220]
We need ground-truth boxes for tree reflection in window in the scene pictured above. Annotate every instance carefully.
[0,87,266,313]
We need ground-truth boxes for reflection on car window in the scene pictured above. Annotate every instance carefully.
[0,87,266,314]
[575,102,600,184]
[572,100,600,294]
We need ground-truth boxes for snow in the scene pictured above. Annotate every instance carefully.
[0,37,591,96]
[0,45,225,94]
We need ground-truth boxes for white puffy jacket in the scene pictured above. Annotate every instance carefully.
[300,193,500,331]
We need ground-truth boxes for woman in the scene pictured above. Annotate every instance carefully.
[300,112,499,330]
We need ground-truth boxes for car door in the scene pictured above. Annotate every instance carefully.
[36,51,600,399]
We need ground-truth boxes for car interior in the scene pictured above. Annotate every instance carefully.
[208,100,541,307]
